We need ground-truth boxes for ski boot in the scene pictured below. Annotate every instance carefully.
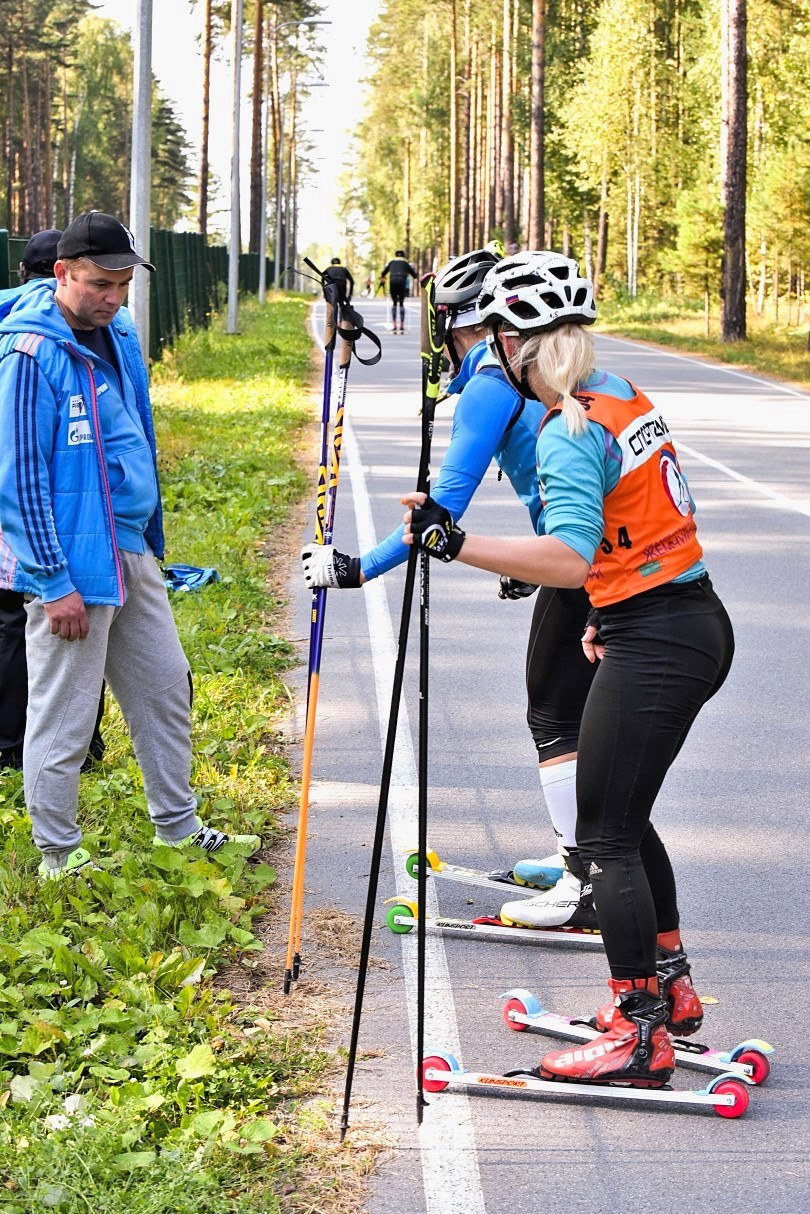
[538,977,674,1087]
[499,848,599,930]
[595,940,704,1037]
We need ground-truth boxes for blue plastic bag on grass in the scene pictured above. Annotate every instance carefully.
[163,564,221,593]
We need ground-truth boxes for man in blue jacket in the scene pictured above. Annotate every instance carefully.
[0,227,106,772]
[0,211,259,879]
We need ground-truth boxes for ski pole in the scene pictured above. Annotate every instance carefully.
[339,270,443,1141]
[416,274,446,1124]
[284,263,339,995]
[288,316,352,988]
[285,271,383,994]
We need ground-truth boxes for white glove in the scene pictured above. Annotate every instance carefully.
[300,544,362,589]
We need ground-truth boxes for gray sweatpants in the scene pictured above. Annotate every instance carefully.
[24,550,202,861]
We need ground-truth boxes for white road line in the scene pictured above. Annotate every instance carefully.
[310,308,486,1214]
[676,441,810,519]
[596,332,810,400]
[345,418,486,1214]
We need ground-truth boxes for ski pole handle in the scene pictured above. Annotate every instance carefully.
[419,271,435,364]
[323,282,339,353]
[420,273,445,407]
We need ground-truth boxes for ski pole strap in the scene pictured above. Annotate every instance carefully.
[337,302,382,366]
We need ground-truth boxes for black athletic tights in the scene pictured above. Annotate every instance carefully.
[525,585,595,761]
[575,576,734,978]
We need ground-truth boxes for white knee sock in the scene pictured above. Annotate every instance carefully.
[539,759,578,850]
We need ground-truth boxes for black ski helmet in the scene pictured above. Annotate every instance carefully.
[435,241,505,373]
[434,241,505,312]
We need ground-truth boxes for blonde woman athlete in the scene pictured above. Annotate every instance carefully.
[403,251,734,1089]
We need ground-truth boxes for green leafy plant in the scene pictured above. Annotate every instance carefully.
[0,298,354,1212]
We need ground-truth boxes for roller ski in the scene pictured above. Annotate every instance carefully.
[501,987,774,1085]
[384,896,602,949]
[425,978,754,1119]
[421,1049,753,1119]
[404,847,564,896]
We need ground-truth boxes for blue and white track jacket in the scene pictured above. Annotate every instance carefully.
[0,283,164,604]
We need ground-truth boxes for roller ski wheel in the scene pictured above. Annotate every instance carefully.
[385,898,417,934]
[708,1077,749,1119]
[502,995,533,1032]
[405,848,442,880]
[422,1053,460,1093]
[732,1048,770,1086]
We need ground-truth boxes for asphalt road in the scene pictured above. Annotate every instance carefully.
[289,297,809,1214]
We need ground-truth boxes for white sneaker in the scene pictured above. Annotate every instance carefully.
[500,869,598,929]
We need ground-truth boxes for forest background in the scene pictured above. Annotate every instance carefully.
[2,0,808,346]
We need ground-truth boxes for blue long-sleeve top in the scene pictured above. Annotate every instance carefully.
[361,340,545,580]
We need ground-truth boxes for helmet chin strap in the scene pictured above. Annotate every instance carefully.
[486,331,539,401]
[445,319,463,374]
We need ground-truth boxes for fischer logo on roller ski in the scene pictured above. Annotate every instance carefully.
[501,988,774,1085]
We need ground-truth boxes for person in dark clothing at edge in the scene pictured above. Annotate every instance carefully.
[380,249,418,333]
[0,229,105,771]
[323,257,354,305]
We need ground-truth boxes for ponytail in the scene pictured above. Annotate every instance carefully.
[511,325,596,436]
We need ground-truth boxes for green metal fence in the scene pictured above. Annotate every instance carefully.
[0,229,273,362]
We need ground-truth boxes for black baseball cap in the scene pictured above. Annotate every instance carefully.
[21,229,63,275]
[57,211,155,272]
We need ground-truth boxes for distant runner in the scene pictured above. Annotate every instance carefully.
[380,249,418,333]
[323,257,354,305]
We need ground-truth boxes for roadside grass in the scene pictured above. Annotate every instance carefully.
[0,297,372,1211]
[596,296,810,389]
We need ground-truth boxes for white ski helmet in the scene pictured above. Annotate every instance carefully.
[477,251,596,333]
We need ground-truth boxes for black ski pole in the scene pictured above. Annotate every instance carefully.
[416,273,445,1124]
[339,270,440,1143]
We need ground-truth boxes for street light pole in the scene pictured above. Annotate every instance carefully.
[227,0,244,334]
[129,0,153,363]
[258,35,271,303]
